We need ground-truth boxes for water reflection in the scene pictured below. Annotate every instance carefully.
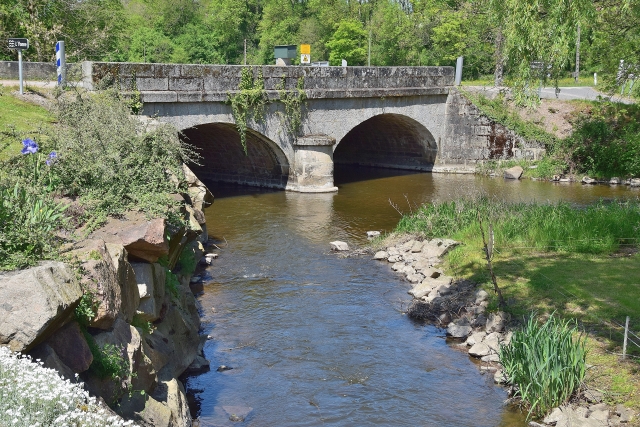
[188,169,636,427]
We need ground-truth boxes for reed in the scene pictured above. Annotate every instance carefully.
[396,197,640,254]
[499,313,587,419]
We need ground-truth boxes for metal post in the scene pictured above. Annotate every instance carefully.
[594,73,597,86]
[18,49,23,95]
[623,316,629,359]
[244,39,247,65]
[56,41,65,87]
[455,56,463,86]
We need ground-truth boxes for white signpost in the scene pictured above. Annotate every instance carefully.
[56,41,66,87]
[300,54,310,64]
[8,38,28,95]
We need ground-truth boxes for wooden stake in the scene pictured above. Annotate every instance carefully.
[623,316,630,359]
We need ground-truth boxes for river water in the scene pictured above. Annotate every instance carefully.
[186,168,638,427]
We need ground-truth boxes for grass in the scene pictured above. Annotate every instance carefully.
[396,197,640,414]
[462,75,599,88]
[0,85,54,161]
[499,314,587,419]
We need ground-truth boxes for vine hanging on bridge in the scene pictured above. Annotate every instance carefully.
[276,75,307,139]
[227,67,269,154]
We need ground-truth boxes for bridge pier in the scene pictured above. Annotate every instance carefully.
[286,136,338,193]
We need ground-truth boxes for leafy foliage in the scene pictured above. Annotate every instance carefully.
[562,102,640,178]
[500,313,587,419]
[326,19,367,66]
[277,76,307,138]
[49,90,198,229]
[227,68,268,154]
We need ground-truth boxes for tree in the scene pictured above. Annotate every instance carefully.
[326,19,367,66]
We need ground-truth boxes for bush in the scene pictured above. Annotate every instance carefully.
[564,102,640,178]
[499,313,587,419]
[0,347,137,426]
[49,89,199,229]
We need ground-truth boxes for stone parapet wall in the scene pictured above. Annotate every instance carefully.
[0,61,81,81]
[82,62,455,99]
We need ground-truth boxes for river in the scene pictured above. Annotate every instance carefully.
[185,168,638,427]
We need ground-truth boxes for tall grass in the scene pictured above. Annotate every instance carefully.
[499,313,587,419]
[396,197,640,254]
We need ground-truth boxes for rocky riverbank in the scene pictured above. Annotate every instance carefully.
[371,234,637,427]
[0,165,214,427]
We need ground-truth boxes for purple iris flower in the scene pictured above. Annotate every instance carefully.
[46,151,57,166]
[21,138,39,155]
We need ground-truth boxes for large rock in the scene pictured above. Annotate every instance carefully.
[41,320,93,374]
[151,379,192,427]
[182,163,214,212]
[468,342,491,357]
[68,239,122,330]
[486,312,507,332]
[91,213,169,263]
[105,243,140,323]
[421,239,459,258]
[138,395,173,427]
[504,165,524,179]
[329,241,349,251]
[155,303,200,379]
[29,343,76,381]
[629,178,640,187]
[0,262,82,351]
[132,262,167,322]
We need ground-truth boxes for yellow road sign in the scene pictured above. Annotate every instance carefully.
[300,44,310,55]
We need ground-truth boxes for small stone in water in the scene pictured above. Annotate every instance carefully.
[367,231,381,238]
[190,276,201,284]
[229,414,244,422]
[217,365,233,372]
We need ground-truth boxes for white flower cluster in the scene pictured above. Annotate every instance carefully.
[0,346,138,427]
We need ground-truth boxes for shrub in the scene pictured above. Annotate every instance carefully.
[48,89,198,229]
[0,346,137,426]
[499,313,587,419]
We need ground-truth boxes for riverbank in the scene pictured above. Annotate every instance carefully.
[374,197,640,425]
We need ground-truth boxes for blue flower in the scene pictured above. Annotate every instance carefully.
[46,151,57,166]
[21,138,39,155]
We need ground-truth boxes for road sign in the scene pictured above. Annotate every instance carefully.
[300,54,310,64]
[300,44,310,55]
[8,38,28,49]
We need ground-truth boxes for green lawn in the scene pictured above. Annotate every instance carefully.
[0,85,54,161]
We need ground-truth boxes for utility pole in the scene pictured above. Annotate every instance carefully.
[368,29,371,67]
[575,23,581,83]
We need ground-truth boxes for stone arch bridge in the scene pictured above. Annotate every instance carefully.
[82,63,542,192]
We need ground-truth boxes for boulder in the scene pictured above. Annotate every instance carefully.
[91,214,169,263]
[373,251,388,260]
[138,395,173,427]
[367,231,381,238]
[465,331,486,347]
[410,241,424,253]
[406,273,425,284]
[105,243,140,323]
[543,405,604,427]
[329,241,349,251]
[69,239,122,330]
[609,177,621,185]
[184,355,210,374]
[468,342,491,357]
[41,320,93,374]
[581,176,597,185]
[475,289,489,304]
[408,276,451,299]
[616,404,634,423]
[132,263,167,322]
[151,379,192,427]
[447,322,473,338]
[182,163,214,211]
[504,166,524,179]
[29,343,76,381]
[391,262,404,271]
[0,261,82,351]
[486,312,507,332]
[421,239,459,258]
[388,255,402,263]
[630,178,640,187]
[154,304,200,378]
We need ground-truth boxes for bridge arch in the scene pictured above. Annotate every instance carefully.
[180,123,290,189]
[333,113,438,171]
